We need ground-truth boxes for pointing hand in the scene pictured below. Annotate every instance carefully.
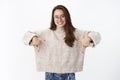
[32,36,41,47]
[81,36,92,54]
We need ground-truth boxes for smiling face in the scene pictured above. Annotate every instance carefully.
[53,9,66,27]
[50,5,76,47]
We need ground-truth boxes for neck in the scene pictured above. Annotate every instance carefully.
[55,26,64,32]
[57,26,64,29]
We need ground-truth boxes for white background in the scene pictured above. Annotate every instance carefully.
[0,0,120,80]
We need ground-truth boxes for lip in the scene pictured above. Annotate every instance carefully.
[58,23,63,25]
[57,22,64,24]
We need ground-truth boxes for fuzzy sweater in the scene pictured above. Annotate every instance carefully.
[23,27,101,73]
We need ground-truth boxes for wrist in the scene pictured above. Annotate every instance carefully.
[87,36,93,43]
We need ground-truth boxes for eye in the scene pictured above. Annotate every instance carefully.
[54,15,65,19]
[54,15,59,19]
[61,15,65,18]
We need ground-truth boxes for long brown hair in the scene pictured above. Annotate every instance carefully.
[50,5,76,47]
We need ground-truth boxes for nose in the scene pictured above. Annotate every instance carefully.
[58,17,62,21]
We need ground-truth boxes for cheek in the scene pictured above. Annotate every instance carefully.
[62,18,66,23]
[62,20,66,25]
[64,19,66,23]
[54,20,58,24]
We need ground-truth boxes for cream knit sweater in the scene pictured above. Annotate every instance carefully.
[23,27,101,73]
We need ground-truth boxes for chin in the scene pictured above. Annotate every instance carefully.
[57,25,63,27]
[58,24,65,27]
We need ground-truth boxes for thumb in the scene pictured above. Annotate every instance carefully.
[79,38,86,54]
[36,44,40,52]
[81,46,86,54]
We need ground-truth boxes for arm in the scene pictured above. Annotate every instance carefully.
[75,28,101,53]
[23,31,41,46]
[87,31,101,47]
[81,31,101,47]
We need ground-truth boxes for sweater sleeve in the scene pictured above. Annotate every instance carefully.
[23,31,41,46]
[76,28,101,47]
[88,31,101,47]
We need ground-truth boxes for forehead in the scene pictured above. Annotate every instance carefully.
[54,9,64,15]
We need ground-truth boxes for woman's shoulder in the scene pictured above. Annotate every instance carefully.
[39,28,53,36]
[74,28,88,37]
[41,28,52,33]
[75,28,82,34]
[75,28,87,34]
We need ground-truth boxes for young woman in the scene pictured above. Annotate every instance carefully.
[23,5,101,80]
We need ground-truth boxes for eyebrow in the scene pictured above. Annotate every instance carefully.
[54,14,65,16]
